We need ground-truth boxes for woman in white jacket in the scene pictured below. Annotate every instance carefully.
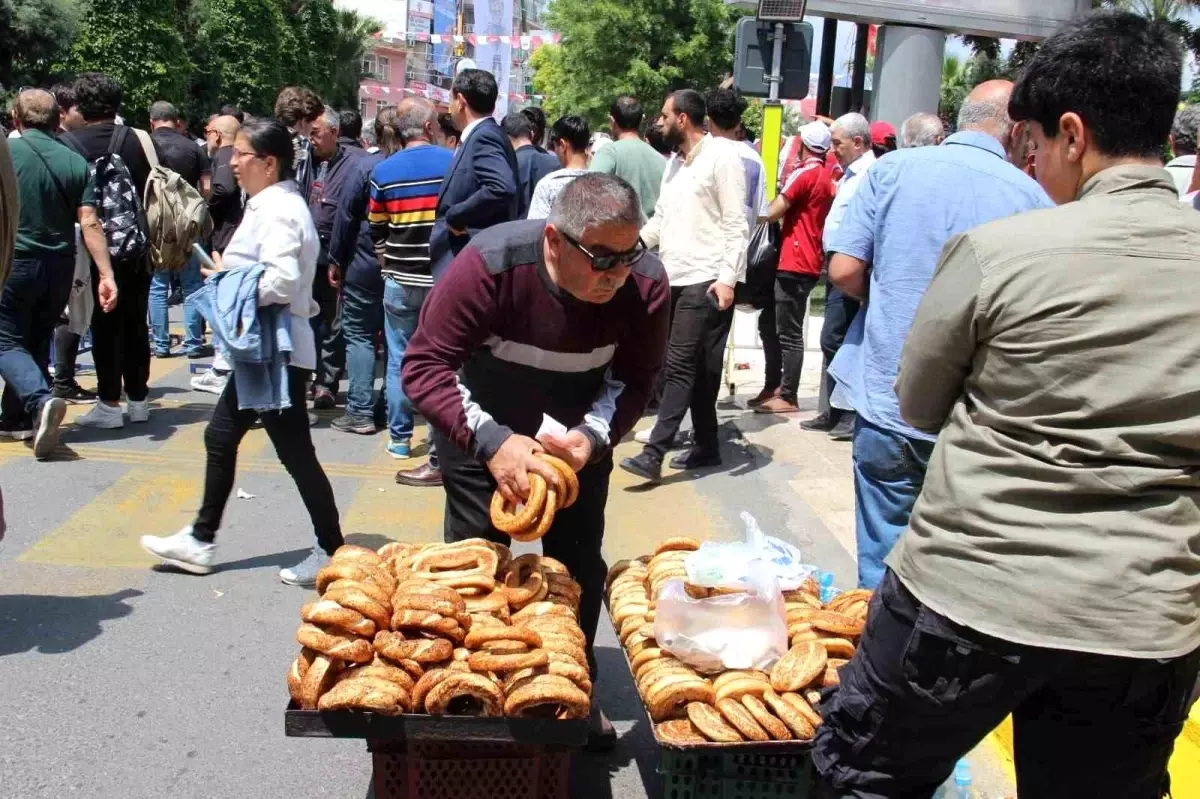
[140,119,342,587]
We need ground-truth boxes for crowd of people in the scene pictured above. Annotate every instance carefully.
[0,6,1197,790]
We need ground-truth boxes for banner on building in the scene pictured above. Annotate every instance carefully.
[430,0,457,78]
[471,0,514,117]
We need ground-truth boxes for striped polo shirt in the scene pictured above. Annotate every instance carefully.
[367,143,455,287]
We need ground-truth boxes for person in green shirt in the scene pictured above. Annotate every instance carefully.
[2,89,116,458]
[589,96,666,221]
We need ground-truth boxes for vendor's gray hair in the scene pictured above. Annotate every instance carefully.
[901,113,944,148]
[832,113,870,145]
[548,174,641,239]
[320,105,339,130]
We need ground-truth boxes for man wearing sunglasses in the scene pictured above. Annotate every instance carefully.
[403,173,669,749]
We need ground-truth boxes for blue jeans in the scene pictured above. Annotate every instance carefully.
[0,254,75,421]
[149,255,206,354]
[383,280,428,442]
[851,416,936,589]
[341,281,384,419]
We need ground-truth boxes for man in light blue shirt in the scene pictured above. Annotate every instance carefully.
[826,81,1053,588]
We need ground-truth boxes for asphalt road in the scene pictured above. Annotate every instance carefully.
[0,312,1016,799]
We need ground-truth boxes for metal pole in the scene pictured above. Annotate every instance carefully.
[850,22,869,113]
[817,19,837,117]
[768,22,785,101]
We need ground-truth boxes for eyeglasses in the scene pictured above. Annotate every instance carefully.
[560,232,647,272]
[232,149,265,162]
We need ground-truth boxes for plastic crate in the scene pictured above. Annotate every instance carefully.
[660,750,815,799]
[369,740,572,799]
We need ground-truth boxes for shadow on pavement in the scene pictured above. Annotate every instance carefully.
[0,588,142,656]
[622,422,775,491]
[63,402,213,445]
[198,548,310,574]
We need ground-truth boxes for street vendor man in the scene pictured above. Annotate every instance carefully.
[402,172,670,748]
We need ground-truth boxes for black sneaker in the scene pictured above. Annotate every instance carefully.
[829,412,857,441]
[0,418,34,440]
[619,452,662,483]
[331,413,377,435]
[52,382,99,404]
[669,447,722,470]
[800,412,836,432]
[186,344,215,359]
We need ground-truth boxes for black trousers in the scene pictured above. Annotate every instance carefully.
[91,261,150,403]
[52,324,81,392]
[192,366,343,554]
[776,272,818,403]
[817,280,860,420]
[434,428,610,675]
[813,570,1200,799]
[758,302,781,395]
[645,281,734,461]
[310,270,344,394]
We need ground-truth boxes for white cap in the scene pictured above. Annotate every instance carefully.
[799,121,831,153]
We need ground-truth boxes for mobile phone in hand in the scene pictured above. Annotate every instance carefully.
[192,243,217,272]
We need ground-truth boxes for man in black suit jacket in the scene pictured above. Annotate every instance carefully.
[429,69,519,280]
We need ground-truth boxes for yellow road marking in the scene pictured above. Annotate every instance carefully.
[601,432,720,563]
[341,428,444,543]
[18,375,279,567]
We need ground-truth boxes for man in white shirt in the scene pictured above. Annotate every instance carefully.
[802,112,874,441]
[621,89,748,484]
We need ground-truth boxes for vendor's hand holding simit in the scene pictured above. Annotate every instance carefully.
[487,434,564,505]
[537,429,592,473]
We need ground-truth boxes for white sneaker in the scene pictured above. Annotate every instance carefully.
[280,545,330,587]
[140,526,216,574]
[127,399,150,423]
[634,428,654,444]
[191,370,229,396]
[33,397,67,459]
[75,402,125,429]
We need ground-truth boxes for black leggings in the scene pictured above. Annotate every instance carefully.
[191,366,343,554]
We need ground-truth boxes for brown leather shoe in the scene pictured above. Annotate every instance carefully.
[747,387,780,407]
[754,396,801,414]
[395,462,443,487]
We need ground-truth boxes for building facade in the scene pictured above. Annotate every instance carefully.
[336,0,558,124]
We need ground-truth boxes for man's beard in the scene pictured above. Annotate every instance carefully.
[661,125,683,150]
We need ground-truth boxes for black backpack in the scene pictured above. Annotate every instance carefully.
[64,127,149,261]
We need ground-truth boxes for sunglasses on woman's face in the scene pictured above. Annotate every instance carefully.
[560,232,647,272]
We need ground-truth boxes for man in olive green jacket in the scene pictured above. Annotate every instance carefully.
[814,11,1200,798]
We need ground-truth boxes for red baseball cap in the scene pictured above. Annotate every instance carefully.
[870,121,896,146]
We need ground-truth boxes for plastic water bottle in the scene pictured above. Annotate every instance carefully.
[818,571,837,604]
[935,759,975,798]
[953,759,973,798]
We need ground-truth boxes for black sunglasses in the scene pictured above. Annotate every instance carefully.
[560,232,647,272]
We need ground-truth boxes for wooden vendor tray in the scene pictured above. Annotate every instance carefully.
[607,607,813,753]
[284,702,589,746]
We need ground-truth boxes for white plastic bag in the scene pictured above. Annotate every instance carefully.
[652,561,789,673]
[684,511,815,591]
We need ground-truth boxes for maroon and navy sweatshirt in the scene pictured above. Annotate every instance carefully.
[402,218,670,462]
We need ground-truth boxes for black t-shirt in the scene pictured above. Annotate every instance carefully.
[61,122,158,197]
[151,127,210,189]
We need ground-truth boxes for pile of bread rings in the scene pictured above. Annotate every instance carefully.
[287,541,591,720]
[488,454,579,542]
[606,537,873,746]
